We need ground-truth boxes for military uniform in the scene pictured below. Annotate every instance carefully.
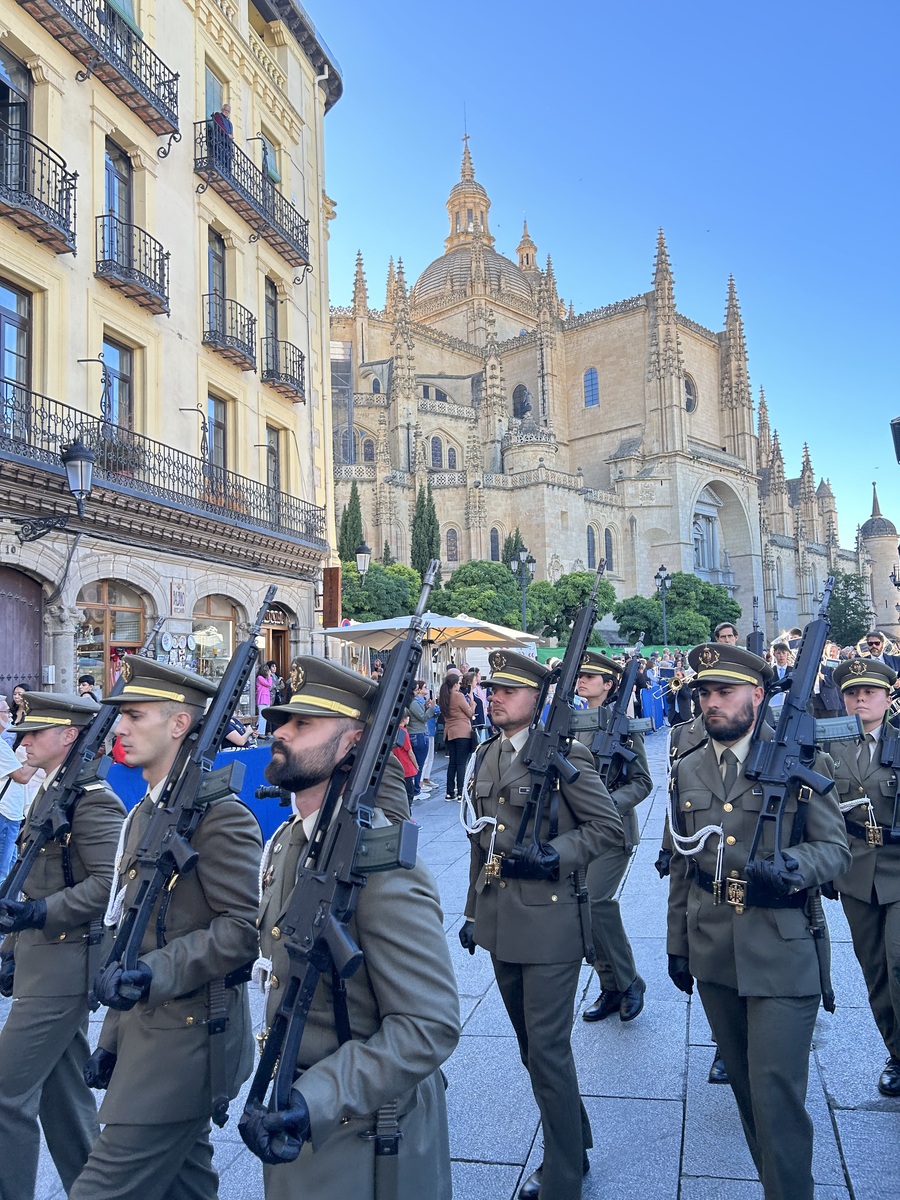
[667,645,851,1200]
[0,694,125,1199]
[464,652,624,1200]
[71,660,261,1200]
[575,652,652,1019]
[829,658,900,1094]
[252,658,460,1199]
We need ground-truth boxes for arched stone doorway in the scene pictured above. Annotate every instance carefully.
[0,566,43,692]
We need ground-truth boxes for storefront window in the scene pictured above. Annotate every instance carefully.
[192,594,237,684]
[76,580,145,695]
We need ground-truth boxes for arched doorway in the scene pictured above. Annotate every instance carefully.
[75,580,146,695]
[0,567,42,692]
[192,593,239,685]
[262,603,291,679]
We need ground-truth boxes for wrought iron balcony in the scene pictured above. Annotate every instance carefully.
[16,0,179,136]
[202,294,256,371]
[95,214,170,314]
[0,126,76,253]
[193,122,310,268]
[0,381,327,547]
[261,337,305,402]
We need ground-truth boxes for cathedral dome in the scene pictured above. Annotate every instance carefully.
[411,245,534,304]
[861,483,897,539]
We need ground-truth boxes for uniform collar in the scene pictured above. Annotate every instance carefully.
[710,730,753,766]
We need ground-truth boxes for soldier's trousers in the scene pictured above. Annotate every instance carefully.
[0,993,98,1199]
[586,846,636,992]
[493,957,592,1200]
[69,1118,216,1200]
[698,982,819,1200]
[841,892,900,1059]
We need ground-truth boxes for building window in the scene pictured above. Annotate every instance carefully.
[471,374,483,405]
[587,526,596,570]
[422,385,431,400]
[208,394,227,474]
[435,388,448,403]
[205,65,225,120]
[193,593,238,684]
[372,378,380,393]
[446,528,459,563]
[76,579,145,694]
[431,436,443,468]
[512,384,531,419]
[264,277,278,341]
[583,367,599,408]
[362,437,375,463]
[207,227,226,335]
[102,337,133,429]
[604,528,614,573]
[259,130,281,184]
[684,375,697,413]
[0,278,30,439]
[265,424,281,492]
[490,527,500,561]
[447,446,457,469]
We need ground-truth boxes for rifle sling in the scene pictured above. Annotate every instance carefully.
[208,976,231,1127]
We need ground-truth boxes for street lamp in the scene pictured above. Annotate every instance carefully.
[510,547,536,632]
[654,564,672,645]
[14,437,96,544]
[355,540,372,585]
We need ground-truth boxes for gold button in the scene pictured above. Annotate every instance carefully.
[256,917,261,927]
[499,881,507,888]
[498,798,505,805]
[340,1117,350,1125]
[723,803,733,812]
[272,927,281,940]
[497,824,505,832]
[39,847,45,854]
[730,870,740,878]
[58,933,66,941]
[684,801,692,809]
[270,975,280,989]
[551,894,558,902]
[726,836,736,846]
[186,1016,195,1026]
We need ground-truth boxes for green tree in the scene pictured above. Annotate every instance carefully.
[613,571,741,645]
[542,571,618,643]
[381,540,396,566]
[524,579,558,636]
[337,480,363,562]
[424,481,441,584]
[502,527,525,568]
[827,571,872,646]
[613,595,661,643]
[432,560,522,625]
[410,483,441,584]
[340,561,421,621]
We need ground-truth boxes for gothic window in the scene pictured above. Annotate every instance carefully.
[692,519,705,569]
[339,427,357,464]
[604,528,614,573]
[512,384,531,419]
[431,436,443,468]
[446,528,459,563]
[447,446,457,469]
[435,388,448,402]
[583,367,599,408]
[422,385,430,399]
[776,558,785,595]
[362,438,375,463]
[490,527,500,561]
[471,374,483,405]
[587,526,596,570]
[372,378,381,393]
[684,375,697,413]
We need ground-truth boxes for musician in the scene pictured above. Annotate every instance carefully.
[812,642,843,720]
[575,652,652,1024]
[667,644,850,1200]
[460,651,623,1200]
[665,670,693,726]
[830,658,900,1097]
[72,659,261,1200]
[252,659,459,1199]
[0,694,124,1200]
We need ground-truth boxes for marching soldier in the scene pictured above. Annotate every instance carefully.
[666,644,850,1200]
[252,659,460,1199]
[71,659,261,1200]
[0,694,125,1199]
[575,652,652,1023]
[460,651,623,1200]
[830,658,900,1096]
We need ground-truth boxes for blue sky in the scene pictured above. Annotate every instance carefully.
[320,0,898,545]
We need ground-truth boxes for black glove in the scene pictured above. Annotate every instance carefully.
[83,1047,117,1090]
[500,843,560,881]
[745,854,804,899]
[0,952,14,998]
[0,898,47,932]
[458,921,477,955]
[668,954,693,996]
[93,961,153,1011]
[239,1089,310,1165]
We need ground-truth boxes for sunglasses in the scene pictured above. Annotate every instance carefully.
[866,642,882,648]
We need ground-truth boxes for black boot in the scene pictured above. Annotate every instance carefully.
[708,1052,729,1084]
[518,1152,590,1198]
[619,975,646,1022]
[582,989,623,1022]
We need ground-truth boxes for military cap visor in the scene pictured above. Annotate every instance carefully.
[578,651,622,679]
[104,657,216,708]
[263,658,376,724]
[834,658,897,692]
[687,643,772,688]
[15,692,99,734]
[483,650,548,690]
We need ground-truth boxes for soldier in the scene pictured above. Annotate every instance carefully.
[830,658,900,1096]
[71,659,261,1200]
[460,651,623,1200]
[575,652,652,1023]
[666,644,850,1200]
[251,659,460,1199]
[0,694,125,1199]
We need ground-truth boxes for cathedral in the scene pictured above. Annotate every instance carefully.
[330,142,898,641]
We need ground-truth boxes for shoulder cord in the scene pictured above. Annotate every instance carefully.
[667,741,725,882]
[459,741,498,837]
[251,821,291,994]
[103,807,136,928]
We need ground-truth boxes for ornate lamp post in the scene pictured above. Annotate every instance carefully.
[654,564,672,645]
[15,438,97,544]
[355,540,372,586]
[510,547,536,632]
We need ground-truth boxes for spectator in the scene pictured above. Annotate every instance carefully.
[266,660,284,706]
[211,101,233,171]
[0,695,38,882]
[10,684,27,727]
[77,675,99,702]
[438,674,475,801]
[407,680,434,796]
[392,715,419,808]
[224,711,254,748]
[256,662,273,736]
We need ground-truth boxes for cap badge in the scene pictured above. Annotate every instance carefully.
[849,659,867,676]
[491,652,506,671]
[293,664,305,690]
[121,659,134,683]
[698,646,720,669]
[19,696,30,720]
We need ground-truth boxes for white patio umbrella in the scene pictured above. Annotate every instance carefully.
[319,611,538,654]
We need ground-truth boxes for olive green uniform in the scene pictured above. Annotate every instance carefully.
[0,777,124,1199]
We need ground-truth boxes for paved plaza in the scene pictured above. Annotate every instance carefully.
[12,727,900,1199]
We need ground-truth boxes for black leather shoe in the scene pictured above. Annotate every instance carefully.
[708,1053,729,1084]
[619,975,646,1022]
[582,989,623,1022]
[518,1154,590,1199]
[878,1055,900,1097]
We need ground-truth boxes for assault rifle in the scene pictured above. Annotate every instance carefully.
[587,634,645,788]
[0,616,164,920]
[95,586,276,1005]
[238,562,439,1164]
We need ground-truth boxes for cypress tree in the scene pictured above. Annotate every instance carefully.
[337,480,364,561]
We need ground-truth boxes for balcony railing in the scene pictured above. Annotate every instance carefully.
[0,381,326,547]
[261,337,305,402]
[95,214,170,314]
[202,294,256,371]
[17,0,179,135]
[193,122,309,268]
[0,126,76,253]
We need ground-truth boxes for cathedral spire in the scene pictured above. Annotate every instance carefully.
[757,386,771,469]
[652,228,675,321]
[460,133,474,182]
[352,250,368,315]
[871,481,884,520]
[721,275,751,410]
[444,138,494,252]
[394,257,409,311]
[385,257,396,315]
[799,443,816,503]
[517,219,538,273]
[770,431,786,494]
[544,254,558,304]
